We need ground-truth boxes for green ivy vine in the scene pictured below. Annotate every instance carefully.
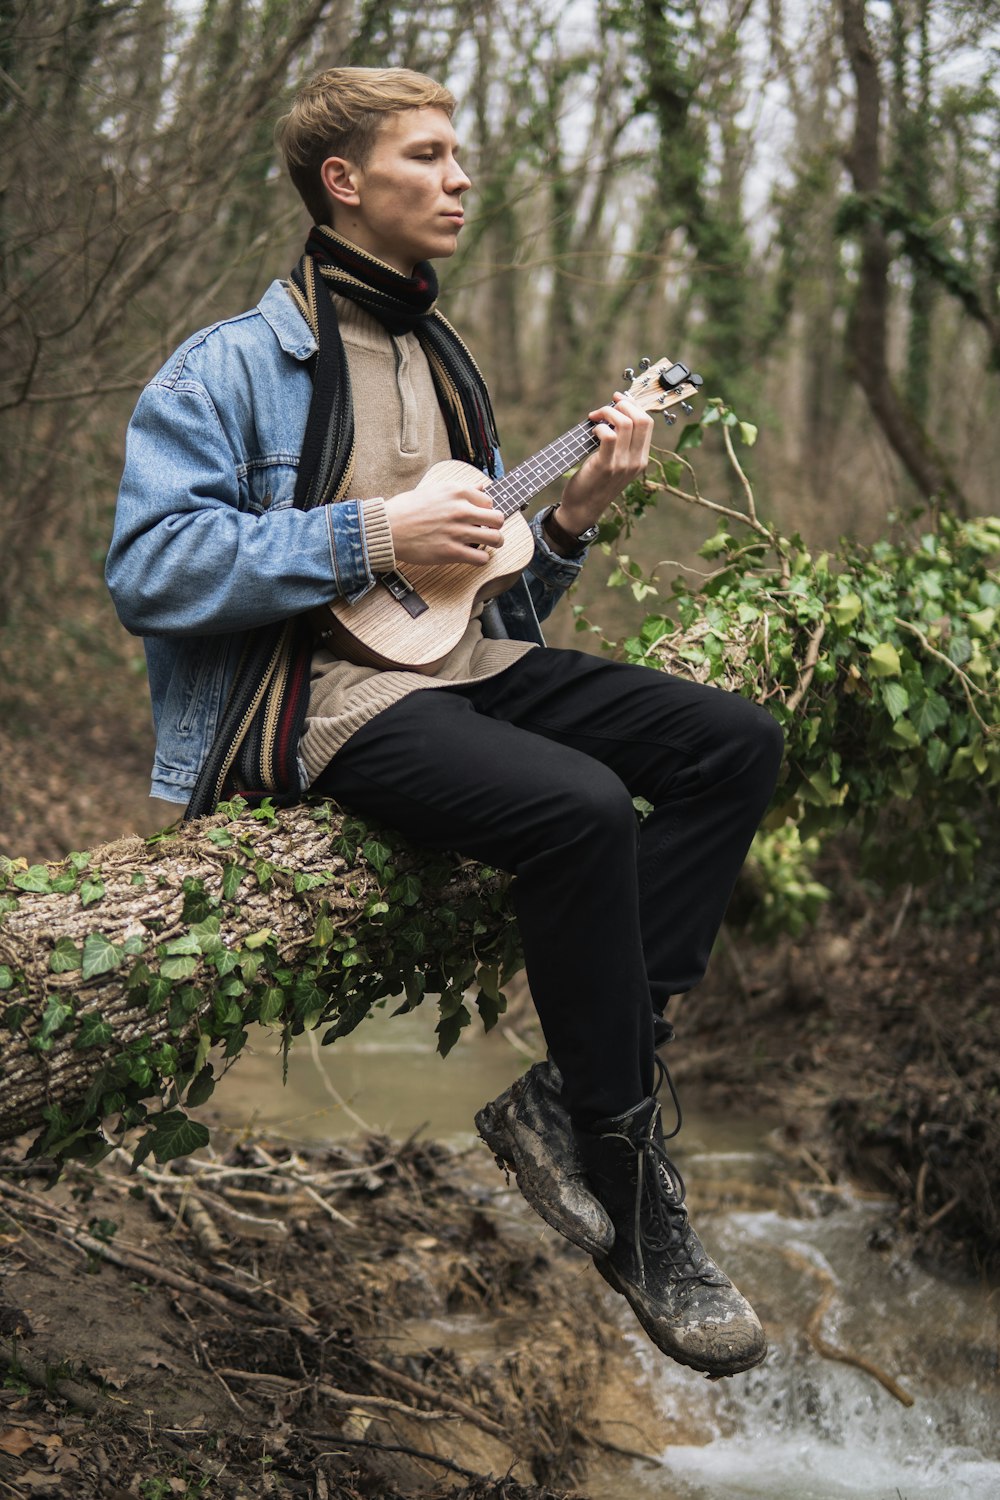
[0,801,521,1169]
[584,396,1000,900]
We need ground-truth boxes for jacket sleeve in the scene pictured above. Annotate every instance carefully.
[524,510,587,624]
[106,377,393,638]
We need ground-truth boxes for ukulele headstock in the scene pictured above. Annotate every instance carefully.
[621,356,703,426]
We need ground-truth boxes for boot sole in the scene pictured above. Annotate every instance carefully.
[474,1102,613,1257]
[593,1256,768,1378]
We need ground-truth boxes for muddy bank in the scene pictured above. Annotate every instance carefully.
[0,1133,673,1499]
[671,857,1000,1277]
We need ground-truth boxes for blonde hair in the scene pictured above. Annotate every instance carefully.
[277,67,456,225]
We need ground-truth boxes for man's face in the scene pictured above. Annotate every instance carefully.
[329,107,471,274]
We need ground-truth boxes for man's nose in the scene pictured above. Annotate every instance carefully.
[447,159,471,193]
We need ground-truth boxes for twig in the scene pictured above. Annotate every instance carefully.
[893,616,995,731]
[252,1143,357,1229]
[355,1352,510,1441]
[65,1228,251,1318]
[781,1247,915,1406]
[499,1024,541,1062]
[786,620,827,713]
[216,1367,456,1424]
[889,883,914,943]
[171,1300,248,1418]
[583,1433,667,1469]
[0,1339,112,1416]
[722,421,758,524]
[305,1432,481,1481]
[922,1194,960,1230]
[306,1027,376,1134]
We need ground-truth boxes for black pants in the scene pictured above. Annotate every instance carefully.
[313,648,783,1127]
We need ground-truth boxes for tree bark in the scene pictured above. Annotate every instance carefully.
[839,0,968,513]
[0,804,515,1149]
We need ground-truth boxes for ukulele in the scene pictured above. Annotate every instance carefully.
[315,356,702,672]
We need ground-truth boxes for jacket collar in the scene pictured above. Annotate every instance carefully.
[258,280,317,362]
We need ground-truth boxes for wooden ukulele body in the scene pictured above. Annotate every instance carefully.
[320,460,536,673]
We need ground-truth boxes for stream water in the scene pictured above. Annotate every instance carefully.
[210,1007,1000,1500]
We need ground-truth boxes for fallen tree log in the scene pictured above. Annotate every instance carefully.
[0,798,519,1165]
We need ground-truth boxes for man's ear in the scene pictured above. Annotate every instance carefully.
[320,156,361,209]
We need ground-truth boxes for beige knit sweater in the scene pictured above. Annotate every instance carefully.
[298,297,534,783]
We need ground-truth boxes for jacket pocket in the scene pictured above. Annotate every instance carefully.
[240,457,298,515]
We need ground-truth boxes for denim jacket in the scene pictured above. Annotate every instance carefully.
[107,281,587,804]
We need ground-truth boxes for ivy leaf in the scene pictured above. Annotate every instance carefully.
[258,986,285,1025]
[912,692,950,739]
[152,1043,180,1076]
[362,839,392,875]
[868,642,902,678]
[830,593,863,627]
[221,862,248,900]
[185,1065,216,1108]
[881,682,910,721]
[322,992,373,1044]
[311,914,336,948]
[213,996,243,1028]
[49,937,82,974]
[388,874,422,907]
[244,928,273,950]
[738,421,758,447]
[164,932,201,956]
[12,865,51,893]
[146,974,173,1011]
[147,1111,210,1164]
[33,996,74,1049]
[161,954,198,981]
[81,932,127,980]
[435,1003,472,1057]
[79,879,106,908]
[74,1014,114,1049]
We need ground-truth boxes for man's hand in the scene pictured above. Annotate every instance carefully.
[549,392,653,549]
[385,478,504,567]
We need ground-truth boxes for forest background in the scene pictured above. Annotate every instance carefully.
[1,4,1000,1494]
[3,0,999,865]
[2,0,1000,1233]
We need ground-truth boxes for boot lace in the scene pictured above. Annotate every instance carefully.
[626,1106,729,1289]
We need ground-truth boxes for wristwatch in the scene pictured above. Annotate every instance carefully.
[540,504,600,555]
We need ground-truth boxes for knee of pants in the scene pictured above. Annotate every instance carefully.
[742,700,785,774]
[562,765,639,848]
[706,694,785,787]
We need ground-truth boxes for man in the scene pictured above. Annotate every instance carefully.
[107,66,783,1378]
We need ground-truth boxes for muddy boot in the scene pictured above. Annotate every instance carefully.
[475,1061,615,1256]
[575,1098,767,1377]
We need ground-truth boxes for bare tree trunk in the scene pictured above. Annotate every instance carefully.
[839,0,968,513]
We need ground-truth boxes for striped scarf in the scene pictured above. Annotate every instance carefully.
[184,226,499,820]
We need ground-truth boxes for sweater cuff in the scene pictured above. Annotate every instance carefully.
[359,497,396,576]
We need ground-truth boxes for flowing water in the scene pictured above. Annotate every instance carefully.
[211,1007,1000,1500]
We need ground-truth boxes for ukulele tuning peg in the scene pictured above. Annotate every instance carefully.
[623,367,635,382]
[662,411,677,425]
[680,401,694,415]
[639,357,651,371]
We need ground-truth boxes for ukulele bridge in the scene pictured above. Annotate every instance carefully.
[381,569,429,619]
